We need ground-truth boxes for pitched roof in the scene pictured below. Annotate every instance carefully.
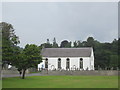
[41,48,92,57]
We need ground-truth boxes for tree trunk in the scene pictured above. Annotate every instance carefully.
[22,69,26,79]
[19,71,22,78]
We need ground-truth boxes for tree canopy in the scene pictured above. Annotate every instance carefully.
[60,40,71,48]
[12,44,42,79]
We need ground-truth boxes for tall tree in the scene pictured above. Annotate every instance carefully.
[77,41,82,47]
[73,41,77,48]
[1,22,20,68]
[52,37,58,48]
[0,23,2,70]
[118,38,120,69]
[86,37,95,47]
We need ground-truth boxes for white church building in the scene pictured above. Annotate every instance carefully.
[38,47,94,71]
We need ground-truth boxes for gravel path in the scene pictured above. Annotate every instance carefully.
[2,73,44,78]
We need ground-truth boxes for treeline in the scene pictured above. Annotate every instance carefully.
[40,37,119,70]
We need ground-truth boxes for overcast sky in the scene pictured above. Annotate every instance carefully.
[2,2,118,48]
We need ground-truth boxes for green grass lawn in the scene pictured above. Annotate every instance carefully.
[2,76,118,88]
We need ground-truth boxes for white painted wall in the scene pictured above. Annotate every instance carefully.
[38,56,94,70]
[48,58,57,70]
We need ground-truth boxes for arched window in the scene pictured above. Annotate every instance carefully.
[45,58,48,68]
[66,58,70,69]
[80,58,83,69]
[58,58,61,69]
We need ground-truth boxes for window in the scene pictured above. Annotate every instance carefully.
[66,58,70,69]
[58,58,61,69]
[45,58,48,68]
[80,58,83,69]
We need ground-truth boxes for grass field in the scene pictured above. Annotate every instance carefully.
[2,76,118,88]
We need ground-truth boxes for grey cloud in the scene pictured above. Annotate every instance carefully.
[2,2,118,47]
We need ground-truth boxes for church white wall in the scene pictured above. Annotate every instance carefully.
[69,58,79,70]
[48,58,57,70]
[38,57,94,70]
[61,58,66,70]
[83,57,91,70]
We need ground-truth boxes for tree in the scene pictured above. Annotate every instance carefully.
[41,39,52,48]
[60,40,71,48]
[0,23,2,70]
[86,37,95,47]
[68,41,72,48]
[111,39,118,54]
[95,50,112,69]
[77,41,82,47]
[81,41,87,47]
[73,41,77,48]
[109,55,118,70]
[118,38,120,69]
[1,22,20,68]
[12,44,42,79]
[52,37,58,48]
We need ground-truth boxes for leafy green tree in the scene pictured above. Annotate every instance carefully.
[68,41,72,48]
[13,44,42,79]
[1,22,20,68]
[41,39,52,48]
[111,39,118,54]
[41,43,52,48]
[109,55,118,70]
[81,41,87,47]
[60,40,71,48]
[95,50,108,69]
[86,37,95,47]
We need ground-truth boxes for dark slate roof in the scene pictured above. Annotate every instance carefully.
[41,48,92,57]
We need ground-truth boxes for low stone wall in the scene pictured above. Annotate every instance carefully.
[2,69,19,74]
[40,70,119,76]
[2,70,119,76]
[2,69,30,75]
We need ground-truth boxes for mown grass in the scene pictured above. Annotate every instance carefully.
[2,76,118,88]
